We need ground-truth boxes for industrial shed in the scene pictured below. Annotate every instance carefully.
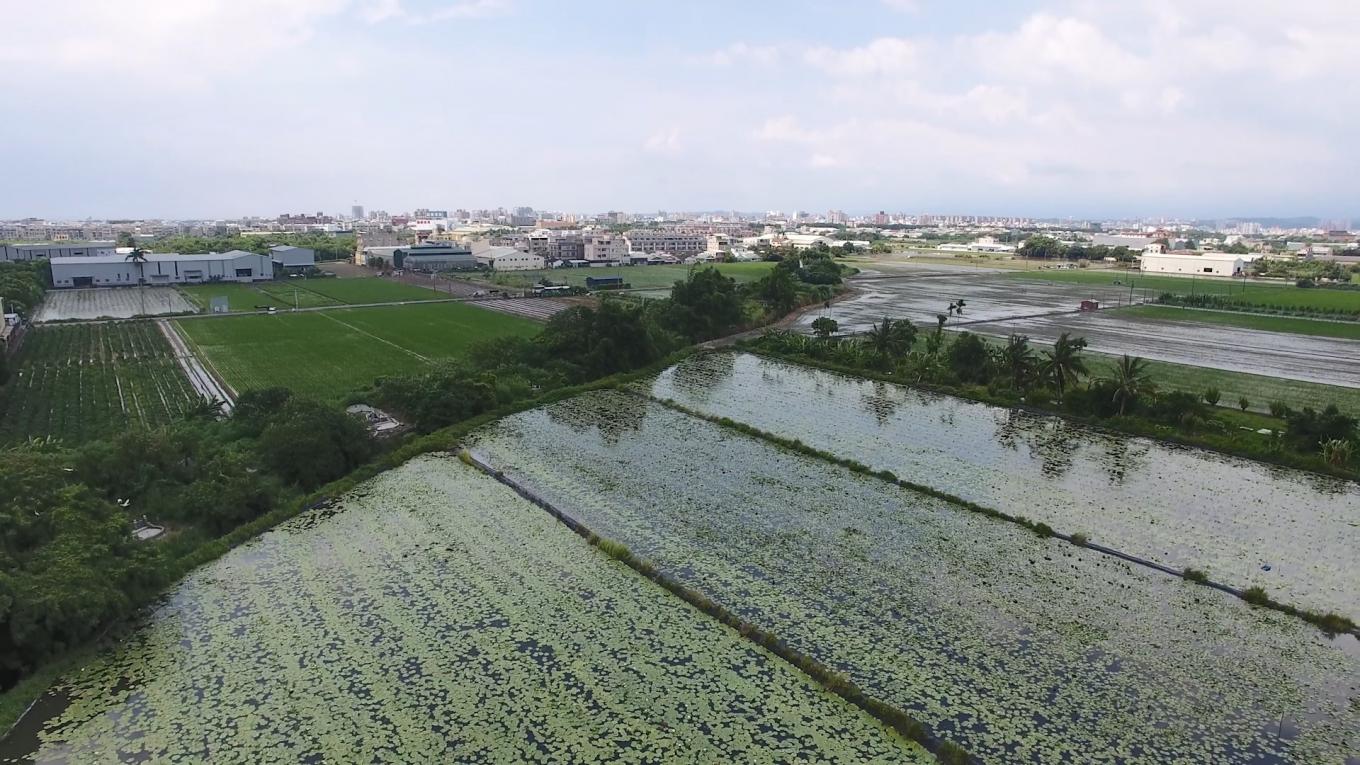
[270,245,317,271]
[50,251,274,288]
[1139,252,1245,277]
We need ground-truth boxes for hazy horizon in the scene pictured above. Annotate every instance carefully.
[3,0,1356,221]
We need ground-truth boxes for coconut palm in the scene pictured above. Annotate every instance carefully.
[1107,354,1152,416]
[1040,332,1089,401]
[125,246,148,315]
[997,334,1036,390]
[864,317,916,367]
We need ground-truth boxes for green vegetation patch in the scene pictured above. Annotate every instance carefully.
[1005,269,1360,313]
[174,302,540,401]
[473,262,776,291]
[7,456,931,764]
[1116,304,1360,340]
[0,323,199,445]
[648,352,1360,621]
[289,276,451,304]
[468,390,1360,764]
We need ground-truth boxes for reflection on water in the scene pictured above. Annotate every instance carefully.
[545,387,649,444]
[649,352,1360,621]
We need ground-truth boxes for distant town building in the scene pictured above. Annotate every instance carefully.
[351,205,365,220]
[475,246,546,271]
[1,241,116,261]
[395,242,475,271]
[582,233,627,264]
[624,231,707,256]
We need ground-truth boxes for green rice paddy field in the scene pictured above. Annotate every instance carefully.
[1116,304,1360,340]
[175,302,540,400]
[475,261,775,291]
[177,277,450,312]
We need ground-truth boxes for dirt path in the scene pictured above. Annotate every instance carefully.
[157,320,235,413]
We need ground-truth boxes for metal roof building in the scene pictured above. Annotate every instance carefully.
[50,251,274,288]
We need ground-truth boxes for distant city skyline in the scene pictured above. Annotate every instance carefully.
[2,1,1356,220]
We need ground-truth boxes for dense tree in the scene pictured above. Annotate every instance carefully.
[0,261,49,317]
[946,332,992,384]
[667,267,744,342]
[1018,236,1067,260]
[753,268,800,315]
[1284,405,1357,452]
[258,400,375,489]
[811,316,839,338]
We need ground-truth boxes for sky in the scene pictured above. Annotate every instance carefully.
[1,0,1356,220]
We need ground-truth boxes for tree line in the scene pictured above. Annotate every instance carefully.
[143,233,356,262]
[761,319,1358,474]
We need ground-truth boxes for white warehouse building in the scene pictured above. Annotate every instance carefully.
[1139,252,1246,277]
[475,245,546,271]
[50,250,274,288]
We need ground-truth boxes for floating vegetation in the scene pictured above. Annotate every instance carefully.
[647,352,1360,621]
[469,391,1360,764]
[3,456,932,764]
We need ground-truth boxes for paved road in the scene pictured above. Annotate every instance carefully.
[797,265,1360,389]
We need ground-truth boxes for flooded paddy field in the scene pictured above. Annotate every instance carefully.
[650,353,1360,621]
[1,456,929,764]
[800,267,1360,388]
[965,309,1360,388]
[469,391,1360,764]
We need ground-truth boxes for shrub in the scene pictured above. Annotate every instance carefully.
[1033,522,1056,538]
[1242,586,1271,606]
[1182,568,1209,584]
[1285,405,1358,452]
[1069,532,1089,547]
[1321,439,1354,467]
[596,538,631,561]
[1312,612,1356,635]
[1202,387,1221,407]
[1268,400,1289,418]
[1238,396,1250,412]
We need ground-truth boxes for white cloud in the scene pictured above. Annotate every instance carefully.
[703,42,782,68]
[644,127,683,154]
[805,37,918,76]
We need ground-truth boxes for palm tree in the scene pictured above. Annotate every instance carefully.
[864,317,914,367]
[998,334,1035,390]
[1107,354,1152,416]
[125,247,148,315]
[1040,332,1088,401]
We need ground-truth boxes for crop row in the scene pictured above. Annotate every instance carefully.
[0,324,198,445]
[468,390,1360,764]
